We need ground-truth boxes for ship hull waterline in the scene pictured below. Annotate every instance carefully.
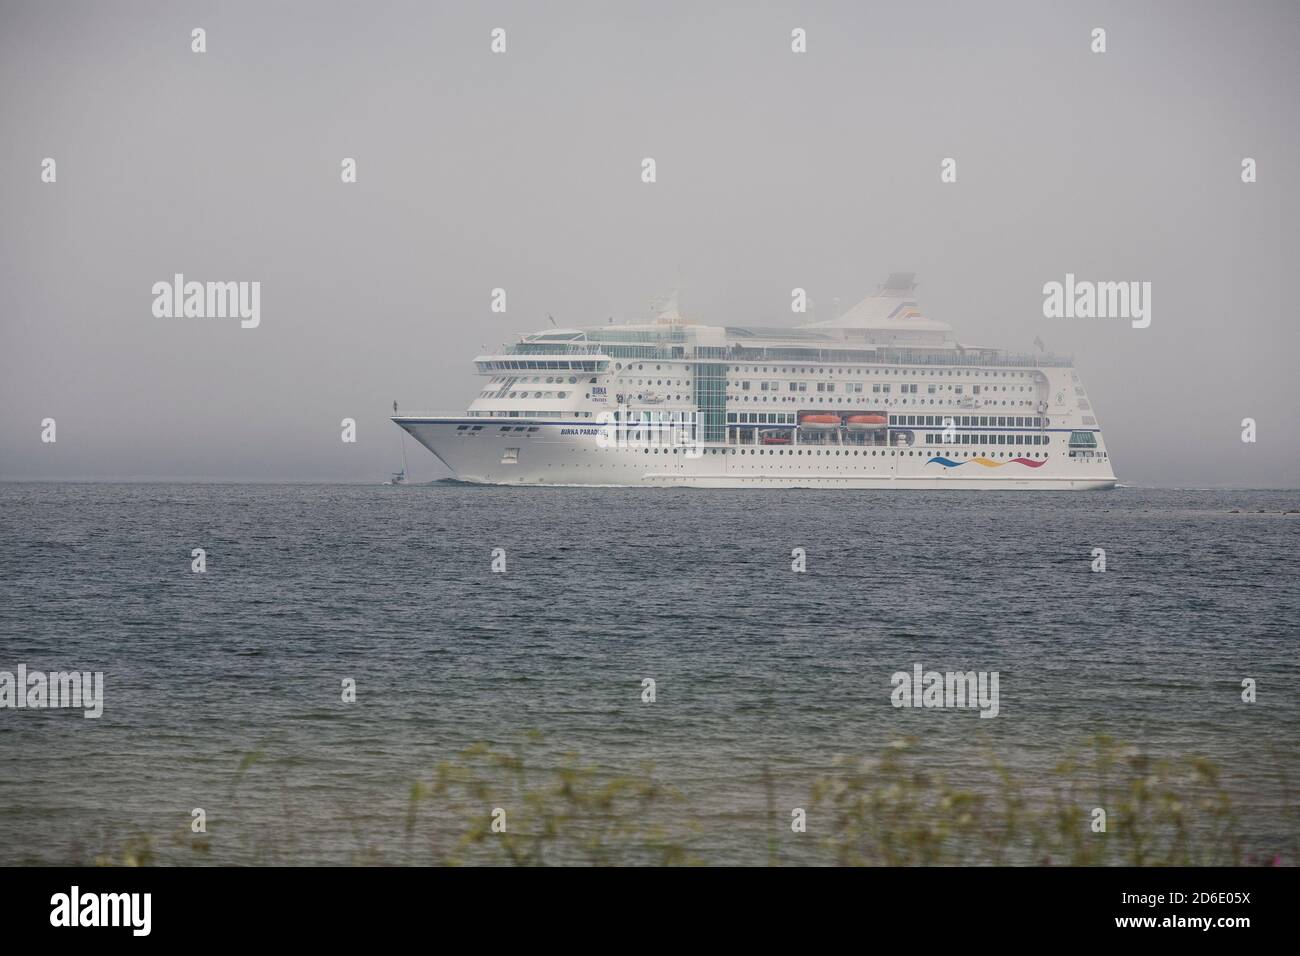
[395,418,1118,491]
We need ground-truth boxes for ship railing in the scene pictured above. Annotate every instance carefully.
[732,347,1075,368]
[494,342,1075,367]
[391,411,596,420]
[390,411,468,419]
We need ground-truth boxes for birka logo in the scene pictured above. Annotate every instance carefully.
[1041,273,1151,329]
[50,886,151,936]
[152,273,261,328]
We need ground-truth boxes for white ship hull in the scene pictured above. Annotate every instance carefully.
[395,418,1117,490]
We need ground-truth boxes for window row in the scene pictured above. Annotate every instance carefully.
[611,411,697,423]
[462,411,596,419]
[730,380,1033,395]
[892,414,1050,428]
[923,433,1050,446]
[480,361,603,371]
[692,448,1052,459]
[727,412,797,424]
[480,390,572,400]
[727,397,1039,408]
[723,366,1034,379]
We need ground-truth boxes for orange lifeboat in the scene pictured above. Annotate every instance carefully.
[846,414,887,431]
[798,413,840,430]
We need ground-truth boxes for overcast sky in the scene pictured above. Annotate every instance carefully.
[2,0,1297,486]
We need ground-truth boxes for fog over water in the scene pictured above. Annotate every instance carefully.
[1,0,1297,486]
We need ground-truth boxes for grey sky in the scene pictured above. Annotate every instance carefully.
[2,0,1297,485]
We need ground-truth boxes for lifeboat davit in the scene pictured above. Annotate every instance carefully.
[845,414,888,431]
[798,414,840,430]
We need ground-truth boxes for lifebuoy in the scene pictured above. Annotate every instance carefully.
[1036,400,1048,413]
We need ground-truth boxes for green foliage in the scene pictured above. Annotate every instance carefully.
[809,735,1256,866]
[86,735,1291,867]
[412,737,698,866]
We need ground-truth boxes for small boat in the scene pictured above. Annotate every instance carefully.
[845,414,888,431]
[387,469,406,485]
[798,414,840,430]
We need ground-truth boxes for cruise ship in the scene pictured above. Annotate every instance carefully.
[393,275,1117,489]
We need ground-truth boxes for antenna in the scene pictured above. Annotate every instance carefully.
[547,313,557,327]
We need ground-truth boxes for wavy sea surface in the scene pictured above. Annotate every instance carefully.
[0,482,1296,865]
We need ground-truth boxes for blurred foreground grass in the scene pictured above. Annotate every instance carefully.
[91,734,1293,866]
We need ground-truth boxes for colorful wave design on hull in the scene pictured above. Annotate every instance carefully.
[926,456,1046,469]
